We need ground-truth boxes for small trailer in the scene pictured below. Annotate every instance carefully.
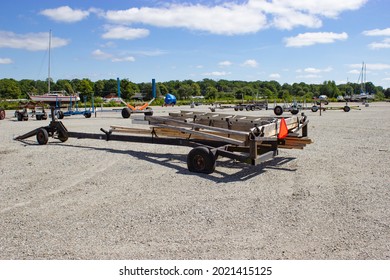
[119,78,155,119]
[234,101,268,112]
[14,109,311,174]
[14,101,48,121]
[14,107,68,144]
[62,96,95,118]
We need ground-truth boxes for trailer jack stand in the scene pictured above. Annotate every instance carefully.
[100,128,112,141]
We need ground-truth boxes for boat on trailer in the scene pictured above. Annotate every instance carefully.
[28,91,80,104]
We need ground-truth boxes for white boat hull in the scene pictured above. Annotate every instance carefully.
[29,94,80,103]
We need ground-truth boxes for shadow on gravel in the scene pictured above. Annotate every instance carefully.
[51,143,297,183]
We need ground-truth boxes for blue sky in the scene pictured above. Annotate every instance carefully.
[1,0,390,88]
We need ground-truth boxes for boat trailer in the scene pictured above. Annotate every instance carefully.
[14,110,312,174]
[14,107,68,144]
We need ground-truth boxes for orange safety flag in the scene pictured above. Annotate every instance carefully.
[278,118,288,139]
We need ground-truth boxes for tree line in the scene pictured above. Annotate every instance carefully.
[0,77,389,102]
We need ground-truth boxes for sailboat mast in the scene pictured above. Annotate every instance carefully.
[48,30,51,94]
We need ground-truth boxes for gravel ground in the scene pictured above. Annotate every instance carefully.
[0,102,389,260]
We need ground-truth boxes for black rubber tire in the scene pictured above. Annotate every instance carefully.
[16,112,22,121]
[234,107,238,111]
[311,105,319,112]
[0,109,5,120]
[58,131,68,142]
[274,105,283,116]
[121,108,131,118]
[84,112,92,118]
[36,128,49,145]
[36,114,42,120]
[343,105,351,112]
[291,108,299,115]
[187,147,216,174]
[57,110,64,119]
[144,107,153,116]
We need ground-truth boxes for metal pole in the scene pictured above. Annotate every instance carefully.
[117,77,121,99]
[152,79,156,98]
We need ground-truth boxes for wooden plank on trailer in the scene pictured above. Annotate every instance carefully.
[152,123,245,145]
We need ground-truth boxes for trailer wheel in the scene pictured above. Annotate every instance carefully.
[122,108,131,118]
[0,109,5,120]
[234,107,238,111]
[311,105,319,112]
[291,108,299,115]
[343,105,351,112]
[274,105,283,116]
[57,110,64,119]
[187,147,216,174]
[16,111,22,121]
[84,112,92,118]
[36,128,49,145]
[144,107,153,116]
[58,131,68,142]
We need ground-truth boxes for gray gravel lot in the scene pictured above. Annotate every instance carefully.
[0,103,389,259]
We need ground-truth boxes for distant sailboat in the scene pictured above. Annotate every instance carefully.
[28,30,80,104]
[351,62,375,101]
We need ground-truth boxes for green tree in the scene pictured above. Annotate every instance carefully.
[191,83,201,96]
[0,79,22,99]
[77,79,94,101]
[94,80,105,97]
[205,86,218,100]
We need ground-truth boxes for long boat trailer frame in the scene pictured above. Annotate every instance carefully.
[14,109,311,174]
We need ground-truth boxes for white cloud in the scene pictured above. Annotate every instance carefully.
[301,66,333,73]
[349,63,390,71]
[368,38,390,50]
[92,49,136,62]
[102,25,150,40]
[297,74,321,79]
[112,56,135,62]
[269,73,281,79]
[92,49,112,60]
[362,28,390,36]
[219,60,232,67]
[241,59,258,68]
[40,6,90,23]
[285,32,348,47]
[262,0,369,18]
[104,3,268,35]
[0,58,13,64]
[202,71,231,77]
[348,69,360,74]
[0,31,69,51]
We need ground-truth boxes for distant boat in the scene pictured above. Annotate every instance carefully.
[351,62,375,101]
[28,91,80,103]
[28,30,80,105]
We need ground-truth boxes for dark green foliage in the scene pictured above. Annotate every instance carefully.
[0,78,387,102]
